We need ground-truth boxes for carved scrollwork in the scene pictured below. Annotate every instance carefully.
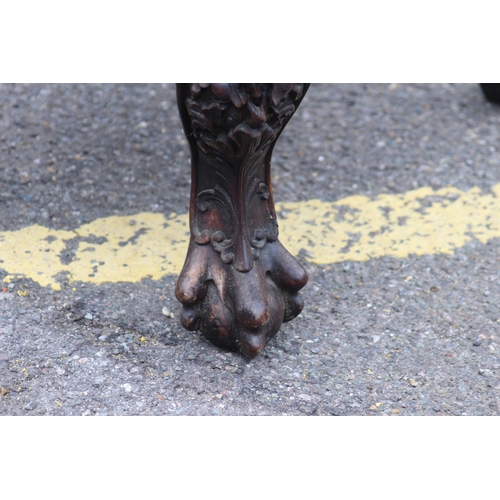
[175,83,310,358]
[192,178,278,269]
[185,83,306,166]
[183,84,306,272]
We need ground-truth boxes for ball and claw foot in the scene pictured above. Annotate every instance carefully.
[175,83,310,358]
[176,239,308,359]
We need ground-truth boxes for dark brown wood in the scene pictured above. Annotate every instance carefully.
[175,84,309,358]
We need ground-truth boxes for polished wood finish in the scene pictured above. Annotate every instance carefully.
[175,84,309,358]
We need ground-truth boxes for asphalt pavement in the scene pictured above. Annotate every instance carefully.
[1,83,500,415]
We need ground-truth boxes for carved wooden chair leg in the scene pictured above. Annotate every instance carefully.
[175,84,309,359]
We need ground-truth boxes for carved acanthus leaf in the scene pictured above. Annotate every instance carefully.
[184,84,306,271]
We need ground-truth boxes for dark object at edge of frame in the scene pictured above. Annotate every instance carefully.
[480,83,500,105]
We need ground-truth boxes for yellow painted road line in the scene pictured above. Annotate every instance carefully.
[1,184,500,290]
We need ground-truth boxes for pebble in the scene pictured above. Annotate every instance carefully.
[162,307,175,318]
[123,383,132,393]
[92,376,105,387]
[84,313,93,320]
[473,337,483,346]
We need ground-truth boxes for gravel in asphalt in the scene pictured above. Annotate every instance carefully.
[1,83,500,415]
